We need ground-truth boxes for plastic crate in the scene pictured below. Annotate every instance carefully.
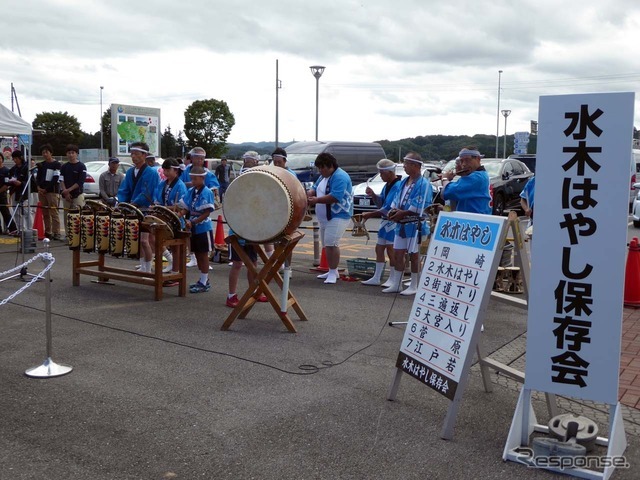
[346,258,381,279]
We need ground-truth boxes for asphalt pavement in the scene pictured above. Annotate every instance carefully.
[0,225,638,479]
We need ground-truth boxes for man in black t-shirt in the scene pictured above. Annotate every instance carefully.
[60,144,87,238]
[214,156,232,200]
[36,143,62,240]
[7,150,29,234]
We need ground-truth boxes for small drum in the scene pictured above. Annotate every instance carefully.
[223,165,307,242]
[67,208,82,250]
[109,212,125,257]
[115,202,144,259]
[148,205,183,238]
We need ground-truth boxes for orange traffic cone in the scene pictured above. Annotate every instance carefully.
[624,237,640,307]
[214,215,226,248]
[33,202,45,241]
[310,247,329,272]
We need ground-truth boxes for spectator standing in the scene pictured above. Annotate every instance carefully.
[60,144,87,237]
[36,143,62,240]
[0,154,17,234]
[99,157,124,207]
[215,156,232,200]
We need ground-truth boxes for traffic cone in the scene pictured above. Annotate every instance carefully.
[310,247,329,272]
[33,202,45,241]
[624,237,640,307]
[214,215,226,249]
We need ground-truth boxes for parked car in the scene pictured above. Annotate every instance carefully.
[353,163,442,212]
[440,158,533,216]
[285,141,386,189]
[83,160,133,197]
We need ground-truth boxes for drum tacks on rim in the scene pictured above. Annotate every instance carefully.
[223,165,307,243]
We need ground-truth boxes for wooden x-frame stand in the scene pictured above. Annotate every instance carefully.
[221,231,308,333]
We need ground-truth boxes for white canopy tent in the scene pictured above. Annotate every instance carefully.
[0,102,31,136]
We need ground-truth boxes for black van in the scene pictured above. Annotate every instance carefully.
[285,141,386,188]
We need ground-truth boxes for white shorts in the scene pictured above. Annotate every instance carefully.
[376,237,394,246]
[320,218,350,247]
[393,234,420,254]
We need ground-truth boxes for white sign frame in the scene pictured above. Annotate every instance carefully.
[504,91,634,480]
[388,211,507,440]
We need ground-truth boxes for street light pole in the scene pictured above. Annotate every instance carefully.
[99,86,104,159]
[501,109,511,159]
[275,59,282,148]
[495,70,502,159]
[309,65,325,141]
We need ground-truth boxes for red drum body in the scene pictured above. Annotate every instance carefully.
[223,165,307,243]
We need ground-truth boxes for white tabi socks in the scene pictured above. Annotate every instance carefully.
[382,269,403,293]
[400,272,419,296]
[361,262,385,286]
[324,268,339,284]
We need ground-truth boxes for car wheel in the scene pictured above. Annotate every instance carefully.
[492,192,506,216]
[634,219,640,228]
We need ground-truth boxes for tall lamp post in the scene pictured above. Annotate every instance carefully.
[309,65,325,141]
[99,86,104,159]
[495,70,502,159]
[501,109,511,159]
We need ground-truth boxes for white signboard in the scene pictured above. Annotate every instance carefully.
[396,211,507,400]
[111,104,161,157]
[524,92,635,405]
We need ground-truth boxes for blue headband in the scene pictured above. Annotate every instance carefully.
[458,149,483,157]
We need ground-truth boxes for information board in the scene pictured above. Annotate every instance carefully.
[395,211,507,401]
[110,104,161,157]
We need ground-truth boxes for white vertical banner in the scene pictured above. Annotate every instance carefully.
[525,92,635,404]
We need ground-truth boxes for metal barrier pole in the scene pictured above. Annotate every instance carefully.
[25,239,73,378]
[312,221,320,266]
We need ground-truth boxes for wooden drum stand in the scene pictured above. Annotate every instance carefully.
[72,223,189,301]
[221,231,307,333]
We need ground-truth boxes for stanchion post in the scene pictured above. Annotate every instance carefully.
[313,221,320,266]
[25,239,73,378]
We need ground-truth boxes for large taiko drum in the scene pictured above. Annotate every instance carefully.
[223,165,307,242]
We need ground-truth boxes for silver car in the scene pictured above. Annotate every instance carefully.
[352,164,442,212]
[83,161,133,198]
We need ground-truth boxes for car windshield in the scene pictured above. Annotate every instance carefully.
[85,162,106,172]
[482,162,502,177]
[285,153,319,171]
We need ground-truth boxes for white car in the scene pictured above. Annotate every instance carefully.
[353,164,442,212]
[83,161,133,197]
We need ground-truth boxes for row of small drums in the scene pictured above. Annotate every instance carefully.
[67,200,182,258]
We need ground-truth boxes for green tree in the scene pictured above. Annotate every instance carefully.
[161,125,178,158]
[32,111,84,155]
[183,99,235,157]
[101,107,111,155]
[176,130,187,158]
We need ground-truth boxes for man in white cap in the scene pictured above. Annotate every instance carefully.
[383,151,432,295]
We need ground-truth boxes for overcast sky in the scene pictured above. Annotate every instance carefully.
[1,0,639,147]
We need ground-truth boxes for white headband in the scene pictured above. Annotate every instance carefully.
[458,149,483,158]
[243,154,259,161]
[130,147,149,154]
[403,156,423,165]
[377,165,396,171]
[189,172,207,177]
[272,154,286,159]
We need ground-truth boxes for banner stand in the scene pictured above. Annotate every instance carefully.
[503,389,627,480]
